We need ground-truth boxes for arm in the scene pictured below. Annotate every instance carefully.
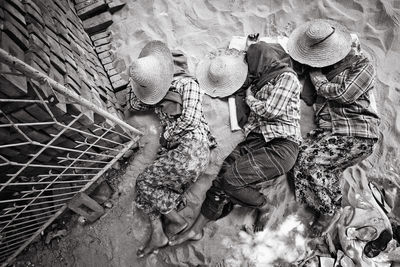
[310,61,375,104]
[245,72,298,119]
[163,79,202,141]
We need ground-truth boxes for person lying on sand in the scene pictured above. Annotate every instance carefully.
[169,41,302,246]
[128,41,216,258]
[287,19,381,236]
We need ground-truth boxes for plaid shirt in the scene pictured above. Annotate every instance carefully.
[129,77,216,147]
[311,55,380,139]
[244,72,302,144]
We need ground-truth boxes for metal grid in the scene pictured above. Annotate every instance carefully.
[0,48,142,266]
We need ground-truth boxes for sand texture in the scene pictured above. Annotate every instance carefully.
[18,0,400,266]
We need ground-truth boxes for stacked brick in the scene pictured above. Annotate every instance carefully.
[0,0,134,173]
[0,0,128,124]
[0,1,135,262]
[75,0,128,118]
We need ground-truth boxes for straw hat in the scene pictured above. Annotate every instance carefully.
[196,49,248,98]
[287,19,352,68]
[129,41,174,105]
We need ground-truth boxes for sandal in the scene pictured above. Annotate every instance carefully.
[363,229,392,258]
[346,225,378,242]
[368,181,391,214]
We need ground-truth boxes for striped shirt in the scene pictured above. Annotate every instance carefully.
[129,77,216,147]
[311,55,380,139]
[244,72,302,145]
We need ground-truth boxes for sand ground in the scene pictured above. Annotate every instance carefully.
[16,0,400,266]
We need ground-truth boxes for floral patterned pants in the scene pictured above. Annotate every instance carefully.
[135,135,210,219]
[291,129,376,215]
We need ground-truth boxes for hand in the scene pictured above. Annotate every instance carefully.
[245,86,254,98]
[309,69,323,76]
[247,33,259,41]
[245,33,259,50]
[309,69,325,86]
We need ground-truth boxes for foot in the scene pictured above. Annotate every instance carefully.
[137,232,168,258]
[169,213,209,246]
[253,203,272,232]
[168,229,204,246]
[137,219,169,258]
[163,210,188,237]
[165,219,188,237]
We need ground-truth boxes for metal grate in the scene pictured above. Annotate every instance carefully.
[0,48,142,266]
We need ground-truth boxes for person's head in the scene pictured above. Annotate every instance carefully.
[196,49,248,98]
[245,42,295,90]
[129,41,174,105]
[287,19,352,68]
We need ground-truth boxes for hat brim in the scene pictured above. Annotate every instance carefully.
[132,41,174,105]
[196,50,248,98]
[287,19,352,68]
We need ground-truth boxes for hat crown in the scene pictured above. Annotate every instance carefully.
[130,56,158,87]
[306,21,335,45]
[208,57,226,82]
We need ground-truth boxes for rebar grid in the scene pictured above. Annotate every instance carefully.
[0,48,142,266]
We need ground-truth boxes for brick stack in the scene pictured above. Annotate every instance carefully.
[0,0,132,175]
[0,0,127,124]
[75,0,128,118]
[0,2,136,262]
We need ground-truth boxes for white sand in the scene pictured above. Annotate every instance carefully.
[20,1,400,266]
[115,0,400,266]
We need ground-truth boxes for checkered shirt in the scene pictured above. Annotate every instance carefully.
[244,72,302,144]
[311,56,380,139]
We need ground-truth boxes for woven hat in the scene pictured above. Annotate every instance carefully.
[196,49,248,98]
[287,19,352,68]
[129,41,174,105]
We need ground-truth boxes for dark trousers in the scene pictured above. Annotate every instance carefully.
[201,133,299,221]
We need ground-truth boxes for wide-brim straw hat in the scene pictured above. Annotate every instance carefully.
[196,49,248,98]
[287,19,352,68]
[129,41,174,105]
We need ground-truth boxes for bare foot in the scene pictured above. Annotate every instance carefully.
[137,219,169,258]
[254,203,272,232]
[164,210,188,237]
[168,229,203,246]
[165,220,188,237]
[169,213,209,246]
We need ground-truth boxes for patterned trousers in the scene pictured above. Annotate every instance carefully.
[201,133,299,221]
[135,135,210,219]
[290,129,376,215]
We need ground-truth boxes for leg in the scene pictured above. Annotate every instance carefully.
[169,179,230,246]
[135,137,210,223]
[137,217,169,258]
[309,208,342,237]
[254,202,274,232]
[221,138,299,231]
[135,137,210,251]
[292,130,375,235]
[164,209,188,237]
[169,213,208,246]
